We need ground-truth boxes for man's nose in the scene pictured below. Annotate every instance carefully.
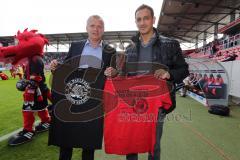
[139,19,145,25]
[93,27,98,31]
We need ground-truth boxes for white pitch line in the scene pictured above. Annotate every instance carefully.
[0,120,40,142]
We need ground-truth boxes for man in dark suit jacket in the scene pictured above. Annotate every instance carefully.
[48,15,117,160]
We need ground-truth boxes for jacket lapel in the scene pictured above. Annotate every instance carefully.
[76,40,87,66]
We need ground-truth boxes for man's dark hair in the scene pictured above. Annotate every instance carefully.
[135,4,154,18]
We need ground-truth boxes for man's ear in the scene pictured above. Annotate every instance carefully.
[153,16,156,24]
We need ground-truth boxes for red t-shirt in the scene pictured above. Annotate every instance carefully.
[104,75,172,155]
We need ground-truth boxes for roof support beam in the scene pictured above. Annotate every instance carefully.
[214,24,218,40]
[163,12,237,16]
[203,32,207,46]
[161,30,205,33]
[159,23,212,26]
[169,34,204,40]
[172,15,226,25]
[164,34,192,43]
[171,26,213,34]
[230,10,236,22]
[170,0,240,11]
[195,36,198,49]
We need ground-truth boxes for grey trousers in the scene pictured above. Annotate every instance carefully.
[126,109,166,160]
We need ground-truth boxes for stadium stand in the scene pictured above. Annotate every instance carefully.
[43,52,67,65]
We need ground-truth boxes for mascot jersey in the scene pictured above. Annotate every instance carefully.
[103,75,172,155]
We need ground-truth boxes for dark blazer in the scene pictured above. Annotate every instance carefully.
[49,40,116,149]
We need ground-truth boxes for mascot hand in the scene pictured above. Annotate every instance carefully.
[28,75,42,89]
[30,75,42,82]
[28,80,38,89]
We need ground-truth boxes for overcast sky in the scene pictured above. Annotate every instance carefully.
[0,0,163,36]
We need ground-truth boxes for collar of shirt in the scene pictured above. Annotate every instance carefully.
[139,33,156,47]
[85,39,103,48]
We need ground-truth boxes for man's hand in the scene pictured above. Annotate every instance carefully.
[50,59,58,72]
[104,67,118,78]
[154,69,170,80]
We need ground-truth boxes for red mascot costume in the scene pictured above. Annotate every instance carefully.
[0,29,52,146]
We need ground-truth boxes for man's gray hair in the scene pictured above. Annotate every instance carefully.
[87,15,104,26]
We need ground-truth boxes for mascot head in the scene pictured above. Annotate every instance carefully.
[0,28,48,64]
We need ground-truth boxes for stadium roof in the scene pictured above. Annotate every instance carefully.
[157,0,240,43]
[0,31,137,46]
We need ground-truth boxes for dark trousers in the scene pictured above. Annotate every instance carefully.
[126,109,166,160]
[59,147,95,160]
